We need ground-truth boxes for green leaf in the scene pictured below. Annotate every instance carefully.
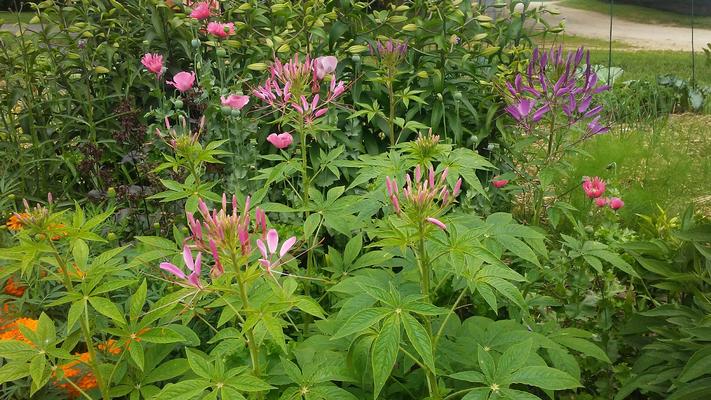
[186,349,212,379]
[587,250,639,278]
[552,336,610,363]
[0,362,30,384]
[89,297,126,325]
[139,328,186,344]
[371,314,401,400]
[228,374,274,392]
[343,234,363,266]
[461,387,491,400]
[496,234,540,266]
[154,379,210,400]
[679,346,711,382]
[263,316,287,353]
[510,366,580,390]
[477,345,496,383]
[497,339,532,377]
[29,355,46,390]
[450,371,486,383]
[129,341,145,371]
[401,312,435,373]
[66,300,85,335]
[130,279,147,322]
[0,340,35,360]
[332,308,392,340]
[144,359,189,384]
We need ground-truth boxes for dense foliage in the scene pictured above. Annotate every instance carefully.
[0,1,709,400]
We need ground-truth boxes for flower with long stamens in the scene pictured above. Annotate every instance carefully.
[160,245,204,288]
[256,229,297,275]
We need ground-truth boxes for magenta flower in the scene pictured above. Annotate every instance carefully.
[314,56,338,80]
[256,229,297,275]
[505,99,535,122]
[221,94,249,110]
[141,53,164,76]
[167,71,196,92]
[207,21,235,38]
[594,197,608,208]
[582,176,606,199]
[609,197,624,210]
[492,177,509,188]
[267,132,293,149]
[190,2,211,20]
[426,217,447,230]
[587,116,610,135]
[160,245,204,288]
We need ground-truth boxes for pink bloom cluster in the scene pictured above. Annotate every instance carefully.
[385,165,462,231]
[257,229,296,275]
[583,177,624,211]
[253,54,346,125]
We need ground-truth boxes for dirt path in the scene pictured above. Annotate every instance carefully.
[531,1,711,51]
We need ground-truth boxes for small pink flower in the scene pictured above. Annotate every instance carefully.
[426,217,447,230]
[582,176,606,198]
[167,71,196,92]
[314,56,338,80]
[190,2,211,20]
[159,245,204,288]
[256,229,297,275]
[267,132,293,149]
[221,94,249,110]
[594,197,608,208]
[492,177,509,188]
[141,53,164,76]
[609,197,624,210]
[207,21,235,38]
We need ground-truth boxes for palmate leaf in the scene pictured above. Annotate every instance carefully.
[371,314,401,400]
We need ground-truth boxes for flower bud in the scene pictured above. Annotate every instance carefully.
[216,48,226,57]
[191,38,201,48]
[174,99,184,109]
[107,232,117,241]
[402,23,417,32]
[153,222,161,230]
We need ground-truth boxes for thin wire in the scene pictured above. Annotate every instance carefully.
[691,0,696,87]
[607,0,614,85]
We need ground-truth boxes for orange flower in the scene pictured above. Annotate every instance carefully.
[98,339,122,355]
[47,223,68,241]
[0,317,38,344]
[3,276,26,297]
[54,352,98,398]
[6,213,29,231]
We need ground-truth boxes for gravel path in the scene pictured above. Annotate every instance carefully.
[532,1,711,51]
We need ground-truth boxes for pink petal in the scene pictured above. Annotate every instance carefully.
[426,217,447,230]
[194,252,202,275]
[256,238,268,259]
[187,272,202,288]
[266,229,278,254]
[279,236,297,258]
[160,262,186,280]
[183,245,194,272]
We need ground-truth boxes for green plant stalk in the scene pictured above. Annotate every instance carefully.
[48,241,109,400]
[298,118,317,337]
[229,250,261,377]
[415,220,440,400]
[386,70,396,146]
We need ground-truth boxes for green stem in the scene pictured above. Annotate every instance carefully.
[386,73,396,146]
[48,241,109,400]
[415,221,440,399]
[230,251,261,377]
[299,120,316,337]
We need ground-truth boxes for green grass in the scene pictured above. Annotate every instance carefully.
[0,11,34,25]
[567,114,711,219]
[559,0,711,30]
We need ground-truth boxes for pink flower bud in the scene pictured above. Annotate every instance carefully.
[609,197,624,210]
[426,217,447,230]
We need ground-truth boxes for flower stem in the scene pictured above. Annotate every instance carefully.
[230,250,261,377]
[386,72,396,146]
[415,221,440,399]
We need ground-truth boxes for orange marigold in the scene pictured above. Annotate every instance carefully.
[6,213,29,231]
[98,339,122,355]
[0,317,38,344]
[3,276,26,297]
